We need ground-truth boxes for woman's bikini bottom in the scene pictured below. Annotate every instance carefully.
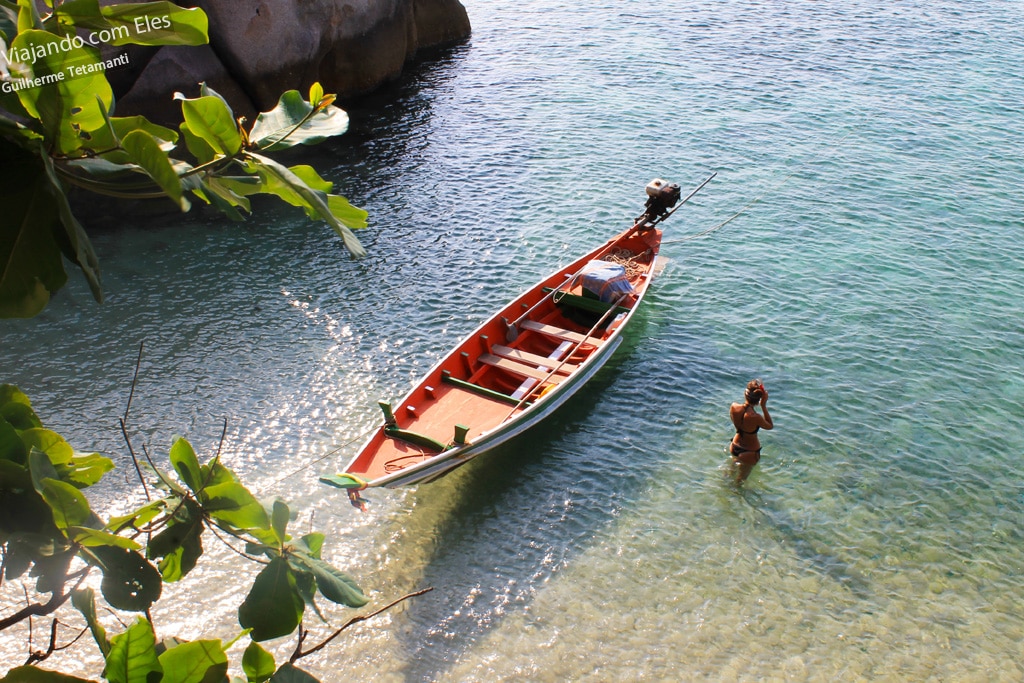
[730,441,761,465]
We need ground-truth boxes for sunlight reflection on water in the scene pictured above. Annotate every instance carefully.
[3,0,1024,679]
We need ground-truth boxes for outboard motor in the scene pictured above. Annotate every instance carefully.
[636,178,682,230]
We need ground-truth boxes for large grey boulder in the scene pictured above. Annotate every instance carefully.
[116,44,259,124]
[116,0,470,124]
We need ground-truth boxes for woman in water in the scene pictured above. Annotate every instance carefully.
[729,380,773,483]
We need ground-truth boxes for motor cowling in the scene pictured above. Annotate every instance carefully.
[637,178,681,228]
[646,178,681,204]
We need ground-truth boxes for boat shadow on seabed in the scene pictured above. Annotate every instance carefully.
[376,311,746,680]
[378,317,678,679]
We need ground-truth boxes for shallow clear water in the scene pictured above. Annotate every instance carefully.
[3,0,1024,680]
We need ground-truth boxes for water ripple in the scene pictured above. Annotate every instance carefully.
[4,0,1024,678]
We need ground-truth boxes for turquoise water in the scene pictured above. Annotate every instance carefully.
[3,0,1024,679]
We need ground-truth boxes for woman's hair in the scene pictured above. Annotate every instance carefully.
[744,379,764,405]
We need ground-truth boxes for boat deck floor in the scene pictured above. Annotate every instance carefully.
[353,382,520,481]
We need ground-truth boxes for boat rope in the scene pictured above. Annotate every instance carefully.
[508,263,591,341]
[259,426,377,493]
[383,452,433,473]
[601,248,647,278]
[665,130,857,245]
[661,176,784,245]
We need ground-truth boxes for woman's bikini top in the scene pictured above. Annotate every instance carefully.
[735,407,759,435]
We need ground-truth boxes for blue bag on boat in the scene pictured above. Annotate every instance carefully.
[578,260,634,303]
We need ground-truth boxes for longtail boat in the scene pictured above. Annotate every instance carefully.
[322,176,714,508]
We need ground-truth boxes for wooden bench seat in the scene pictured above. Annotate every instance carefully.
[520,320,604,347]
[490,344,578,375]
[479,353,566,384]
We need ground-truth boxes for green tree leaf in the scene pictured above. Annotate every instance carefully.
[16,0,43,33]
[298,533,324,559]
[91,546,163,612]
[197,82,234,113]
[238,556,304,642]
[10,29,114,155]
[270,499,289,546]
[157,639,228,683]
[0,141,67,318]
[0,665,98,682]
[60,156,136,180]
[288,553,367,608]
[57,451,115,487]
[121,129,186,209]
[48,0,111,33]
[291,567,325,623]
[0,78,35,130]
[204,480,269,531]
[248,88,349,152]
[211,175,262,195]
[266,165,367,228]
[243,540,274,556]
[28,445,61,489]
[45,1,208,47]
[8,420,105,492]
[286,165,331,195]
[107,500,165,533]
[69,526,141,549]
[101,2,208,46]
[20,428,74,465]
[2,532,44,580]
[39,150,103,304]
[72,587,110,657]
[0,419,29,465]
[3,522,62,584]
[147,463,187,497]
[200,177,252,217]
[31,548,75,594]
[169,436,203,493]
[111,115,178,149]
[0,3,19,39]
[242,642,275,683]
[268,663,320,683]
[179,120,217,164]
[104,617,162,683]
[198,458,239,487]
[179,94,241,156]
[326,193,369,230]
[39,477,94,529]
[246,153,366,257]
[0,384,41,429]
[308,83,324,109]
[147,507,204,582]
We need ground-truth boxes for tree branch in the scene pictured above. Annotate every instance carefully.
[197,417,229,494]
[120,341,151,501]
[0,568,91,631]
[205,519,269,565]
[23,618,85,665]
[25,617,59,665]
[290,587,433,663]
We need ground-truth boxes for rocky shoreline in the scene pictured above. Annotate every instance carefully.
[106,0,471,125]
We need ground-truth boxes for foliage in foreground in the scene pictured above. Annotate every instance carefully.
[0,383,372,681]
[1,5,400,678]
[0,0,368,319]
